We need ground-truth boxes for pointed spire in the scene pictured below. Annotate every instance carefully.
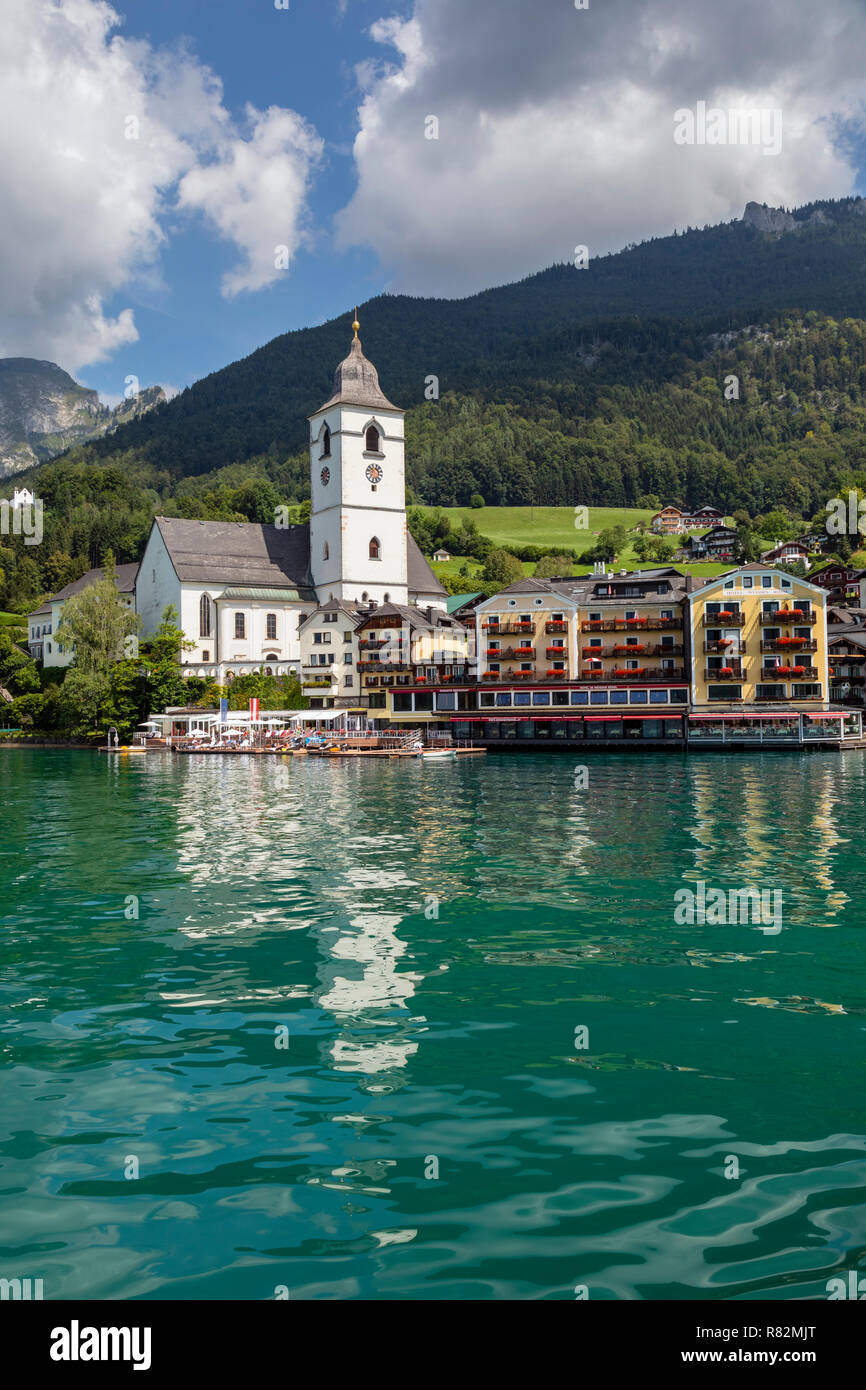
[312,312,401,414]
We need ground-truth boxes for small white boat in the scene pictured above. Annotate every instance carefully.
[419,748,456,760]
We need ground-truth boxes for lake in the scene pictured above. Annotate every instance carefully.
[2,747,865,1300]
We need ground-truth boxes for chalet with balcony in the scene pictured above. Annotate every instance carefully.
[680,524,738,560]
[806,562,866,606]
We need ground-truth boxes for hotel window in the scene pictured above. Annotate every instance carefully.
[489,663,500,672]
[321,425,331,458]
[552,661,566,671]
[344,676,353,687]
[626,659,639,670]
[781,578,792,590]
[756,683,785,700]
[323,612,337,623]
[590,690,608,704]
[343,630,352,642]
[552,612,564,622]
[200,594,211,637]
[649,690,668,703]
[313,632,331,644]
[266,613,277,640]
[202,650,210,662]
[344,653,352,665]
[708,685,740,701]
[520,614,531,623]
[762,575,772,588]
[629,689,648,703]
[743,576,753,589]
[625,610,637,621]
[234,612,245,639]
[589,612,601,622]
[369,537,381,560]
[793,683,821,698]
[660,610,673,620]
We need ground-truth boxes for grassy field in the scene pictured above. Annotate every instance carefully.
[439,505,655,552]
[426,506,734,585]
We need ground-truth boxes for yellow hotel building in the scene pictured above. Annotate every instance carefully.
[686,565,829,709]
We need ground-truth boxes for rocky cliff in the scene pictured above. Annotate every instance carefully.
[0,358,165,477]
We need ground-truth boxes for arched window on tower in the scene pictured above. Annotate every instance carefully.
[199,593,211,638]
[323,541,329,561]
[369,537,381,561]
[365,425,380,453]
[320,425,331,457]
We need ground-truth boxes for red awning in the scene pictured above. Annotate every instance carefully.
[803,712,846,720]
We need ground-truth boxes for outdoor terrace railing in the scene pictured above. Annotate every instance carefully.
[581,617,683,632]
[703,612,746,627]
[481,621,536,635]
[358,660,413,672]
[761,664,818,679]
[761,638,817,653]
[760,610,816,625]
[584,666,686,681]
[705,665,745,680]
[545,621,569,633]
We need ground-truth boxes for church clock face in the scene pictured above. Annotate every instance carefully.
[365,462,383,484]
[320,466,330,486]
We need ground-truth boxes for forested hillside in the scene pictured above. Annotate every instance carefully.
[5,198,866,611]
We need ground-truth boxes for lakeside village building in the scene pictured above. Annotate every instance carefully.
[27,325,864,749]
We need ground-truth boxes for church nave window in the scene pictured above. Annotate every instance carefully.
[266,613,277,640]
[323,541,329,560]
[199,593,211,638]
[234,612,245,639]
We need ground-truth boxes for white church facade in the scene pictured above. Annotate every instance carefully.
[133,321,447,685]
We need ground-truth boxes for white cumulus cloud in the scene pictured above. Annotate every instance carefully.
[0,0,323,370]
[336,0,866,295]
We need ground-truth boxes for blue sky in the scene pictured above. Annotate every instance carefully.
[85,0,409,399]
[3,0,866,405]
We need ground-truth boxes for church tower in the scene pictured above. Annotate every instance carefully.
[309,316,408,605]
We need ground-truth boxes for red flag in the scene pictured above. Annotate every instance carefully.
[250,697,259,720]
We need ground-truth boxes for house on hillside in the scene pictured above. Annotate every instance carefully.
[807,562,866,607]
[651,504,725,535]
[681,525,738,560]
[760,540,811,565]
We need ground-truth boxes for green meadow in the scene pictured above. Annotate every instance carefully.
[425,506,733,585]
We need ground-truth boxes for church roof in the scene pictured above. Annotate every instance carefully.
[150,516,444,600]
[51,562,139,601]
[154,516,315,594]
[407,533,447,595]
[313,333,401,414]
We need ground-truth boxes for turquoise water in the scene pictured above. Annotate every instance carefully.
[2,747,866,1301]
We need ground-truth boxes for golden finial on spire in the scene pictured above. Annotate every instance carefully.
[352,306,360,338]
